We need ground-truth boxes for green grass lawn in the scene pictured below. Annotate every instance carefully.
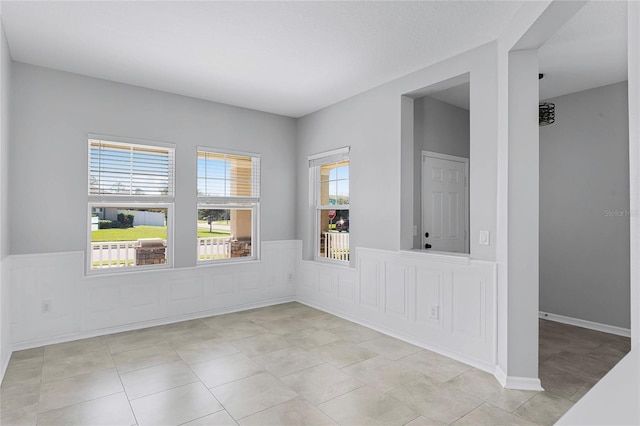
[197,230,231,238]
[197,220,230,225]
[92,225,231,242]
[91,226,167,242]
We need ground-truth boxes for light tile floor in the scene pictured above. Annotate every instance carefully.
[0,303,630,426]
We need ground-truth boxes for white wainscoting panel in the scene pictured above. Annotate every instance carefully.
[1,258,11,380]
[385,262,408,319]
[358,258,380,310]
[298,248,497,372]
[8,241,300,350]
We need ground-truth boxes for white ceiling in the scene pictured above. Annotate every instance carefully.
[423,1,628,110]
[539,0,627,102]
[0,1,628,117]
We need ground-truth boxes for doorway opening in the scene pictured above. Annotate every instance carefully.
[537,0,631,400]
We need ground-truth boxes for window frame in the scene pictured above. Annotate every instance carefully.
[309,147,350,264]
[87,134,176,275]
[87,203,174,274]
[196,146,261,264]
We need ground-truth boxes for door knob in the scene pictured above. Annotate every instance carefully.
[425,243,432,249]
[425,232,429,238]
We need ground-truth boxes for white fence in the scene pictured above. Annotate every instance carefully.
[198,237,231,261]
[324,232,350,261]
[104,209,165,226]
[91,237,239,268]
[91,241,137,269]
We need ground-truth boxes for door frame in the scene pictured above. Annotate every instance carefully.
[421,150,470,254]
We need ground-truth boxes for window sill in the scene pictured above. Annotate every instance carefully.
[196,257,258,266]
[309,257,353,269]
[86,263,172,277]
[400,249,471,265]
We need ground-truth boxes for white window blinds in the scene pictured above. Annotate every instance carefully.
[89,139,175,197]
[197,149,260,200]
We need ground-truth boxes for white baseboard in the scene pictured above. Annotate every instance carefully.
[505,376,544,391]
[494,365,508,387]
[494,365,544,391]
[539,311,631,338]
[10,296,296,352]
[0,350,9,382]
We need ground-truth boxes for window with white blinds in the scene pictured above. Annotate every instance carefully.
[197,149,260,201]
[89,139,175,197]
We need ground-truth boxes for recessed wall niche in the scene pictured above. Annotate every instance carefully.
[402,74,470,254]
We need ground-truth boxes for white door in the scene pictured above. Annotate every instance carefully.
[422,152,468,253]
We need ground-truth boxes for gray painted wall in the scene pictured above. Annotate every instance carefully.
[539,81,630,329]
[412,95,470,248]
[415,96,470,158]
[0,16,12,376]
[296,42,500,263]
[10,63,297,268]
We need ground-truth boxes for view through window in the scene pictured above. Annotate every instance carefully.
[311,148,350,263]
[197,149,260,262]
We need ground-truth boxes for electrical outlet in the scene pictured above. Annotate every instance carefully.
[42,300,52,314]
[429,304,439,320]
[287,272,294,282]
[479,230,490,246]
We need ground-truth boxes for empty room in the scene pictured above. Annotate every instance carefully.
[0,1,639,426]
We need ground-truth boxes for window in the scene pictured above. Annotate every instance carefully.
[88,136,175,272]
[310,147,350,263]
[89,139,174,196]
[197,148,260,262]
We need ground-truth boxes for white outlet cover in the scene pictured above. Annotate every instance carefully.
[479,230,490,246]
[429,304,439,320]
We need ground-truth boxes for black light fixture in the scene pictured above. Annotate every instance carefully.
[539,74,555,126]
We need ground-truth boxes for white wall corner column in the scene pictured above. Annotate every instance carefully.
[0,6,12,379]
[504,49,541,390]
[400,95,415,251]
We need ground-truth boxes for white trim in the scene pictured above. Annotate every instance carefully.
[505,376,544,391]
[88,133,176,150]
[539,312,631,338]
[197,145,260,159]
[308,146,350,162]
[0,350,9,383]
[494,365,544,391]
[494,365,508,387]
[421,150,470,254]
[399,249,471,265]
[10,296,296,352]
[300,258,355,272]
